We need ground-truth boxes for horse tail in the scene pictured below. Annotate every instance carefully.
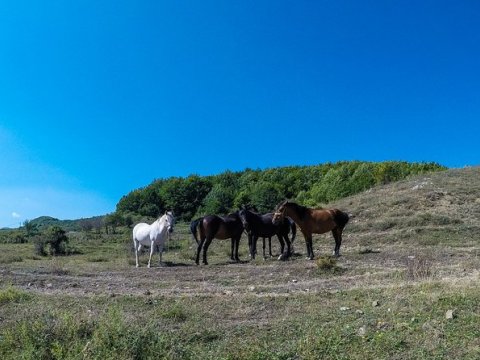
[289,218,297,243]
[190,217,202,244]
[333,210,350,230]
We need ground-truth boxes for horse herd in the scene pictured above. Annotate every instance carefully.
[132,201,350,267]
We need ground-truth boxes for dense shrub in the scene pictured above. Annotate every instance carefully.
[33,226,69,256]
[115,161,446,220]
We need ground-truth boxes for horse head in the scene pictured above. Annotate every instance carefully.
[272,200,289,225]
[238,207,251,232]
[164,211,175,233]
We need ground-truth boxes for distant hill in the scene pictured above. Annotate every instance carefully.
[28,215,105,232]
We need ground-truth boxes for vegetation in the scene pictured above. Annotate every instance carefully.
[33,226,69,256]
[0,167,479,359]
[116,161,446,221]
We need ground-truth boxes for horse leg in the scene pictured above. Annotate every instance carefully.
[247,234,252,257]
[134,240,140,267]
[251,235,258,259]
[234,236,241,262]
[262,237,267,260]
[202,237,214,265]
[148,242,155,268]
[332,228,342,257]
[308,236,314,260]
[268,237,273,257]
[195,237,206,265]
[283,234,292,260]
[230,238,235,261]
[277,235,285,256]
[301,230,314,260]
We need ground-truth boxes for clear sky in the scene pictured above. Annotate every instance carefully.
[1,1,479,227]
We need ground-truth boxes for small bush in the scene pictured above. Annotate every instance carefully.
[406,254,434,280]
[315,256,344,275]
[0,286,31,304]
[33,226,69,256]
[160,303,188,321]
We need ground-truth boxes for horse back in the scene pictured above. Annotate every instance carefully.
[202,214,242,239]
[310,209,349,233]
[133,223,151,243]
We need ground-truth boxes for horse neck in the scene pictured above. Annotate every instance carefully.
[155,216,168,233]
[248,211,262,225]
[284,205,306,226]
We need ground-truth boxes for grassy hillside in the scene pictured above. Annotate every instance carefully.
[334,166,480,248]
[0,167,479,359]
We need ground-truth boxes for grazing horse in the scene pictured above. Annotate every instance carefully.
[272,200,349,259]
[132,211,175,268]
[238,208,294,260]
[195,212,244,265]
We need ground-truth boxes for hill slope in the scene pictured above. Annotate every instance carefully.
[333,166,480,249]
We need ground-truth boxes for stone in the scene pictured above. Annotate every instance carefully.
[445,309,455,320]
[357,326,367,337]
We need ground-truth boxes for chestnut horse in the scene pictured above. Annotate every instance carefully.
[272,200,349,259]
[194,212,244,265]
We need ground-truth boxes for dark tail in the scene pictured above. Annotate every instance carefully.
[333,210,350,230]
[190,217,203,244]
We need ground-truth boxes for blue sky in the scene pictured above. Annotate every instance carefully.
[1,1,479,227]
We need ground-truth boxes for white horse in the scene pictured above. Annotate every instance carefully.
[132,211,175,268]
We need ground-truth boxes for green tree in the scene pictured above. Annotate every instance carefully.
[249,182,284,213]
[198,184,234,215]
[22,219,38,237]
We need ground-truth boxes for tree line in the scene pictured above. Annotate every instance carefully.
[115,161,446,223]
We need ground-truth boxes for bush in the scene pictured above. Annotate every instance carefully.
[33,226,69,256]
[315,256,344,275]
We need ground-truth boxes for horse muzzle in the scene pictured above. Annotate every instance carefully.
[168,226,174,233]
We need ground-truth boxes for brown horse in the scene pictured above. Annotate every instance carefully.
[272,200,349,259]
[194,212,244,265]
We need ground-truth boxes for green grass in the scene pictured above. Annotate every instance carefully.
[1,284,479,359]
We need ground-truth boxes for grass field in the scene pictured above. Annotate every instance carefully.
[1,167,479,359]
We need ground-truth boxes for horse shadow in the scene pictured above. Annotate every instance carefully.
[161,261,193,267]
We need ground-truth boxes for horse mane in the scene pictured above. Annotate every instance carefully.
[276,200,310,220]
[288,202,309,220]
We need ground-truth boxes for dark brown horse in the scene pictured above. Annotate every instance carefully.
[238,208,296,260]
[194,212,244,265]
[272,200,349,259]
